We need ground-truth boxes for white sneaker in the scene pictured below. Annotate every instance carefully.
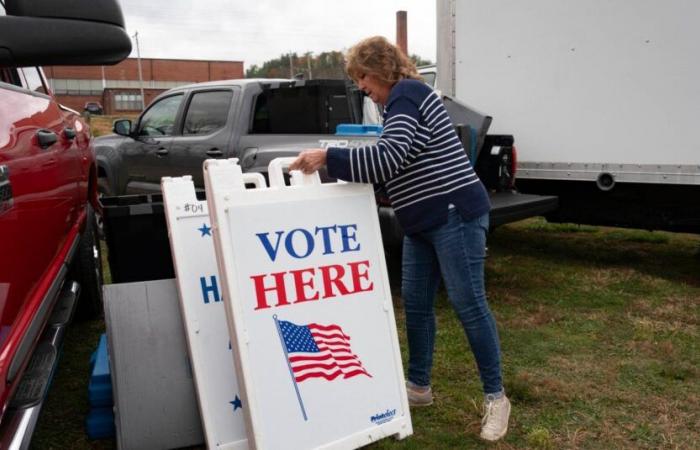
[480,395,511,441]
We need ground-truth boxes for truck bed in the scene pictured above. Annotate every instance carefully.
[378,190,558,251]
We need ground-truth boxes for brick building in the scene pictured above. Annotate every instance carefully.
[43,58,244,115]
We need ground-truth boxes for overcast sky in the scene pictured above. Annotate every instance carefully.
[119,0,436,70]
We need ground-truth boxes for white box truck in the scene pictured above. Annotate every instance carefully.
[436,0,700,233]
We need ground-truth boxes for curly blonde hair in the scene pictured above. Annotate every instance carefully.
[346,36,421,85]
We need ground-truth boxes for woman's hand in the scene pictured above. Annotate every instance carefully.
[290,148,327,174]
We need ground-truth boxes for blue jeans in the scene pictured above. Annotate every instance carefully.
[402,210,503,395]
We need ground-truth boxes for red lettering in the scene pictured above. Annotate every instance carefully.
[250,272,289,310]
[319,264,350,298]
[289,267,319,303]
[249,260,376,311]
[348,260,374,293]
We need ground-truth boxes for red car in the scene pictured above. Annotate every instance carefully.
[0,0,130,445]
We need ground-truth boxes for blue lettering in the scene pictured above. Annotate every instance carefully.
[339,224,361,253]
[257,224,359,259]
[200,275,221,304]
[314,225,338,255]
[256,231,285,261]
[285,228,314,259]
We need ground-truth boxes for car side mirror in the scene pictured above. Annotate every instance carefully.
[113,119,133,137]
[0,0,131,67]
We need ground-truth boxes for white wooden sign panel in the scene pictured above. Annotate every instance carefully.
[162,170,264,450]
[204,158,412,450]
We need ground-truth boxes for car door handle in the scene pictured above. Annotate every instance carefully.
[36,129,58,149]
[206,148,224,157]
[63,127,76,140]
[156,148,169,157]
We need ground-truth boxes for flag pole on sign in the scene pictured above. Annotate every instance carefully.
[273,314,308,421]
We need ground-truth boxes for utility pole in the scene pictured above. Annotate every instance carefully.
[306,52,313,80]
[100,65,106,110]
[132,31,146,110]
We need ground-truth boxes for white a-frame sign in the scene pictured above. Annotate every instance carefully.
[162,169,264,449]
[204,158,412,449]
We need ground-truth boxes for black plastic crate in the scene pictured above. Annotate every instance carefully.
[101,194,174,283]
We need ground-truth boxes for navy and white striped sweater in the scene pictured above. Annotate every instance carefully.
[327,79,490,235]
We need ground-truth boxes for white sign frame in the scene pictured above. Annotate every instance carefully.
[162,169,264,449]
[204,158,412,450]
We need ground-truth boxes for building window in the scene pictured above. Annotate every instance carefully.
[50,78,103,95]
[114,93,144,111]
[52,79,68,93]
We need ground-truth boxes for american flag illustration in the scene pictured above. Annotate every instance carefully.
[277,320,372,383]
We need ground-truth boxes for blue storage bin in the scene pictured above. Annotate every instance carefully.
[336,124,383,136]
[88,334,112,407]
[86,407,115,440]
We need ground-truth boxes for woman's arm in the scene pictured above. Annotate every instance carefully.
[326,96,420,184]
[289,148,327,173]
[291,95,421,183]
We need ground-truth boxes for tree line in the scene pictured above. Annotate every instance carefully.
[246,51,432,79]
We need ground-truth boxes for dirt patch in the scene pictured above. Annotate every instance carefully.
[502,304,563,328]
[628,313,698,338]
[508,370,576,403]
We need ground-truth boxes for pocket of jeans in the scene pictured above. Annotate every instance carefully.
[478,213,490,233]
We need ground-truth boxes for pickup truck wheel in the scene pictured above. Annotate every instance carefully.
[97,176,113,197]
[96,177,112,239]
[71,204,104,320]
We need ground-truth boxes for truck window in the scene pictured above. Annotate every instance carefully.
[251,81,353,134]
[20,68,48,94]
[183,90,233,136]
[422,72,436,88]
[138,94,184,137]
[1,68,22,87]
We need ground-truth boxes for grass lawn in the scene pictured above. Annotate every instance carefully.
[32,219,699,449]
[85,114,139,138]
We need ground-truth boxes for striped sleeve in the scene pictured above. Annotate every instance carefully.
[327,96,420,183]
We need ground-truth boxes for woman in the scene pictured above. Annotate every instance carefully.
[290,36,510,442]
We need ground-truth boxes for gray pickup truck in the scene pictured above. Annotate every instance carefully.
[95,78,556,249]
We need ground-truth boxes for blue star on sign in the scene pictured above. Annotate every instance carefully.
[198,223,212,237]
[230,395,243,411]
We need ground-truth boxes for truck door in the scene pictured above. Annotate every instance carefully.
[33,68,83,219]
[167,88,236,188]
[0,67,77,350]
[121,93,183,194]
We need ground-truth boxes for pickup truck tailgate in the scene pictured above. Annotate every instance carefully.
[489,191,558,227]
[378,192,558,252]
